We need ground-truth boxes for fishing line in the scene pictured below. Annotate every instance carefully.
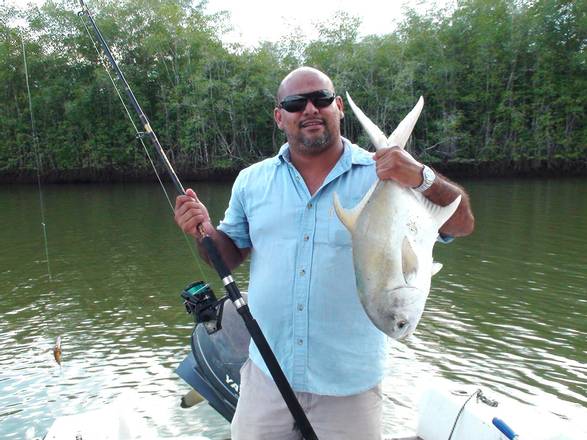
[78,4,319,437]
[77,13,204,274]
[22,36,53,281]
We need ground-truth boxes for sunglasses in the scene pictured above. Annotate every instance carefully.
[278,89,336,113]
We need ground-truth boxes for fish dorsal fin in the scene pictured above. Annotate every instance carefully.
[431,261,443,276]
[388,96,424,150]
[402,236,419,285]
[333,181,378,233]
[414,192,462,231]
[346,93,389,150]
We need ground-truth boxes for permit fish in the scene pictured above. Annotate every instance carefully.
[53,336,62,365]
[334,94,461,339]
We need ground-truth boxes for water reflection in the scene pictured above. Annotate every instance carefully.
[1,179,586,438]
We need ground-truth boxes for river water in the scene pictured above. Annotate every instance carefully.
[1,178,586,439]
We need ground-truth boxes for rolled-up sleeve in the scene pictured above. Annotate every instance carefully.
[217,172,252,249]
[437,232,454,244]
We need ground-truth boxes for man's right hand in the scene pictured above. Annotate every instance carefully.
[174,188,215,238]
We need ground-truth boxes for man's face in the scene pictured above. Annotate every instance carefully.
[274,71,344,155]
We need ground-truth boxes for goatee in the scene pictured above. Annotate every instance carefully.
[299,131,331,154]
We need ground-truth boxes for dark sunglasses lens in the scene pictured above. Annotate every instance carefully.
[312,95,335,108]
[280,91,335,112]
[281,99,308,112]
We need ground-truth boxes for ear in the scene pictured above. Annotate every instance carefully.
[336,95,344,120]
[274,107,284,130]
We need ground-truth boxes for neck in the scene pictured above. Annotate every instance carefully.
[289,137,344,195]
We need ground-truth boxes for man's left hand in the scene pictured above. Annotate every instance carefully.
[374,146,423,188]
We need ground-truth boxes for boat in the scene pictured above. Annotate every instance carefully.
[43,394,211,440]
[44,291,583,439]
[176,294,582,440]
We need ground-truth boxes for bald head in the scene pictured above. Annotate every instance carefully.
[276,67,335,103]
[274,66,344,157]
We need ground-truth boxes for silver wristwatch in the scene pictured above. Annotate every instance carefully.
[414,165,435,192]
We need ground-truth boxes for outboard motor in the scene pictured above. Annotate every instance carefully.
[176,282,249,421]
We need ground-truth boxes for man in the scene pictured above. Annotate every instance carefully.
[174,66,474,439]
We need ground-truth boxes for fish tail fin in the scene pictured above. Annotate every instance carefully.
[387,96,424,149]
[346,92,389,150]
[346,93,424,151]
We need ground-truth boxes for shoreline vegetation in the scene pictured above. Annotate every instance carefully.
[1,0,585,183]
[3,157,586,184]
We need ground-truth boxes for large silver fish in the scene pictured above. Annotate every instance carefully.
[334,94,461,339]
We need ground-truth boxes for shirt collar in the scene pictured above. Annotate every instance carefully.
[272,137,373,168]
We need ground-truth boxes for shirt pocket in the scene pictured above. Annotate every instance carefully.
[315,192,362,247]
[329,212,352,247]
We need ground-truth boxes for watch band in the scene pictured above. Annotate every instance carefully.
[414,165,435,192]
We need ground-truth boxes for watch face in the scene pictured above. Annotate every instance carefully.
[423,166,435,183]
[415,165,435,191]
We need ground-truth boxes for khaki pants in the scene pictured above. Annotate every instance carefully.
[231,359,382,440]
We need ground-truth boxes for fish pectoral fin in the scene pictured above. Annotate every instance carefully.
[402,236,419,284]
[346,92,389,150]
[333,181,378,233]
[388,96,424,149]
[431,261,443,276]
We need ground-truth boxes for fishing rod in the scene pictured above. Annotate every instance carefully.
[77,2,318,438]
[22,36,52,281]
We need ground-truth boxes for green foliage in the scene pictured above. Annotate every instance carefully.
[0,0,584,179]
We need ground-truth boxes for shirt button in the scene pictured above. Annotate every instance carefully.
[307,202,313,209]
[300,269,305,276]
[303,235,309,241]
[297,339,304,345]
[297,304,304,311]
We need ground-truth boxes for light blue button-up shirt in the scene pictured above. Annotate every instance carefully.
[217,138,387,396]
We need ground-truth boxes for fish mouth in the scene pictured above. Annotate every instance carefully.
[386,314,417,340]
[383,286,427,339]
[393,326,412,340]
